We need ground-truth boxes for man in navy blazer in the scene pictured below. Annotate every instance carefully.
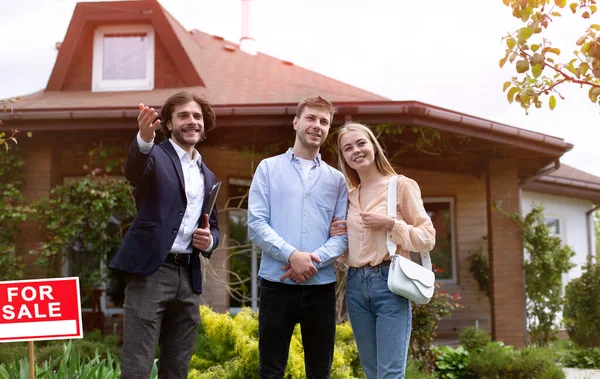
[109,91,220,379]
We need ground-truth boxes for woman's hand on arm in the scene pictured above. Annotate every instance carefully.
[359,212,395,231]
[329,216,347,237]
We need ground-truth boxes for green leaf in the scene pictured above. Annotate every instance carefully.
[532,64,543,78]
[503,81,512,91]
[566,62,578,75]
[580,62,589,76]
[506,38,516,48]
[531,44,540,52]
[518,27,533,41]
[507,87,520,103]
[516,59,530,73]
[549,95,557,110]
[499,57,508,68]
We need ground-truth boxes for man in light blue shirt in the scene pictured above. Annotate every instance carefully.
[248,95,348,379]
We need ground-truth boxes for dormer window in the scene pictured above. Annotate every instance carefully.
[92,24,155,92]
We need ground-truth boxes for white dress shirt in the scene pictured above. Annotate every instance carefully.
[137,132,213,253]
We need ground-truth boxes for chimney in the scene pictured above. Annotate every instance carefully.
[240,0,257,55]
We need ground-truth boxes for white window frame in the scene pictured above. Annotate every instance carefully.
[92,24,155,92]
[544,214,565,241]
[423,197,457,284]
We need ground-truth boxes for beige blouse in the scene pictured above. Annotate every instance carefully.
[344,175,436,268]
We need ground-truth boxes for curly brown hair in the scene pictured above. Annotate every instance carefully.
[158,91,216,139]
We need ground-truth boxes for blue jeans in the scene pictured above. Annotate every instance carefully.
[346,261,412,379]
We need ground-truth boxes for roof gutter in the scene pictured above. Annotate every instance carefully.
[0,101,572,155]
[520,160,561,186]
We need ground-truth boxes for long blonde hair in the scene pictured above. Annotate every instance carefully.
[336,123,397,189]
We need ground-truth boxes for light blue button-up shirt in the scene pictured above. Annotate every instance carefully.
[248,148,349,285]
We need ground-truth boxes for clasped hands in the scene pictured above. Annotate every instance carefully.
[280,212,394,283]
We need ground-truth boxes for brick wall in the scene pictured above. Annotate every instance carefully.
[486,157,527,347]
[16,134,61,278]
[403,168,492,337]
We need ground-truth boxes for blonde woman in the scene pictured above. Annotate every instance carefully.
[331,123,435,379]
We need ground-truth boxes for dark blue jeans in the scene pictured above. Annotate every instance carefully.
[258,278,336,379]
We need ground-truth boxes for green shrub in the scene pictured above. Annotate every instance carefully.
[190,306,366,379]
[434,345,476,379]
[563,347,600,369]
[564,255,600,348]
[0,331,121,365]
[406,357,436,379]
[0,341,149,379]
[459,326,492,351]
[499,204,575,347]
[468,343,564,379]
[410,281,462,374]
[467,244,489,298]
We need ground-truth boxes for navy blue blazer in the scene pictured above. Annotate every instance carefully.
[109,137,220,294]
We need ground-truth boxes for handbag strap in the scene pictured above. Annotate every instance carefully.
[386,175,433,271]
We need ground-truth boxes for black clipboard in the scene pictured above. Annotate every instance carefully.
[201,180,221,227]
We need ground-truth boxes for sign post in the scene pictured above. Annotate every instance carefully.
[0,277,83,376]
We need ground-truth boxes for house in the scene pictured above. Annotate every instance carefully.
[521,163,600,281]
[2,0,597,348]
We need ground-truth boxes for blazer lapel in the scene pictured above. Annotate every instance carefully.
[159,140,186,193]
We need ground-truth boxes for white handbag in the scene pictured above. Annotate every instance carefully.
[386,176,435,304]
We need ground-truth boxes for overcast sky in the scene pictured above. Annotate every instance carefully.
[1,0,599,176]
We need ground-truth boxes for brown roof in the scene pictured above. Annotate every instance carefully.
[12,0,386,110]
[545,163,600,186]
[523,163,600,203]
[537,163,600,192]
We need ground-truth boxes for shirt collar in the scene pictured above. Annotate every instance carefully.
[169,138,202,165]
[286,148,321,166]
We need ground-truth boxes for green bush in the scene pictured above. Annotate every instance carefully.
[406,358,436,379]
[468,343,564,379]
[434,345,476,379]
[410,281,462,374]
[459,326,492,351]
[0,148,27,281]
[0,330,121,364]
[189,306,365,379]
[563,347,600,369]
[564,255,600,348]
[0,341,148,379]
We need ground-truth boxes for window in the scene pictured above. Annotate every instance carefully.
[92,25,155,92]
[422,198,456,283]
[227,178,260,313]
[545,217,561,237]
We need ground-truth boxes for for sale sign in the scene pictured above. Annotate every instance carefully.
[0,277,83,343]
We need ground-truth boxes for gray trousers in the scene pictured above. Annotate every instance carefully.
[119,261,201,379]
